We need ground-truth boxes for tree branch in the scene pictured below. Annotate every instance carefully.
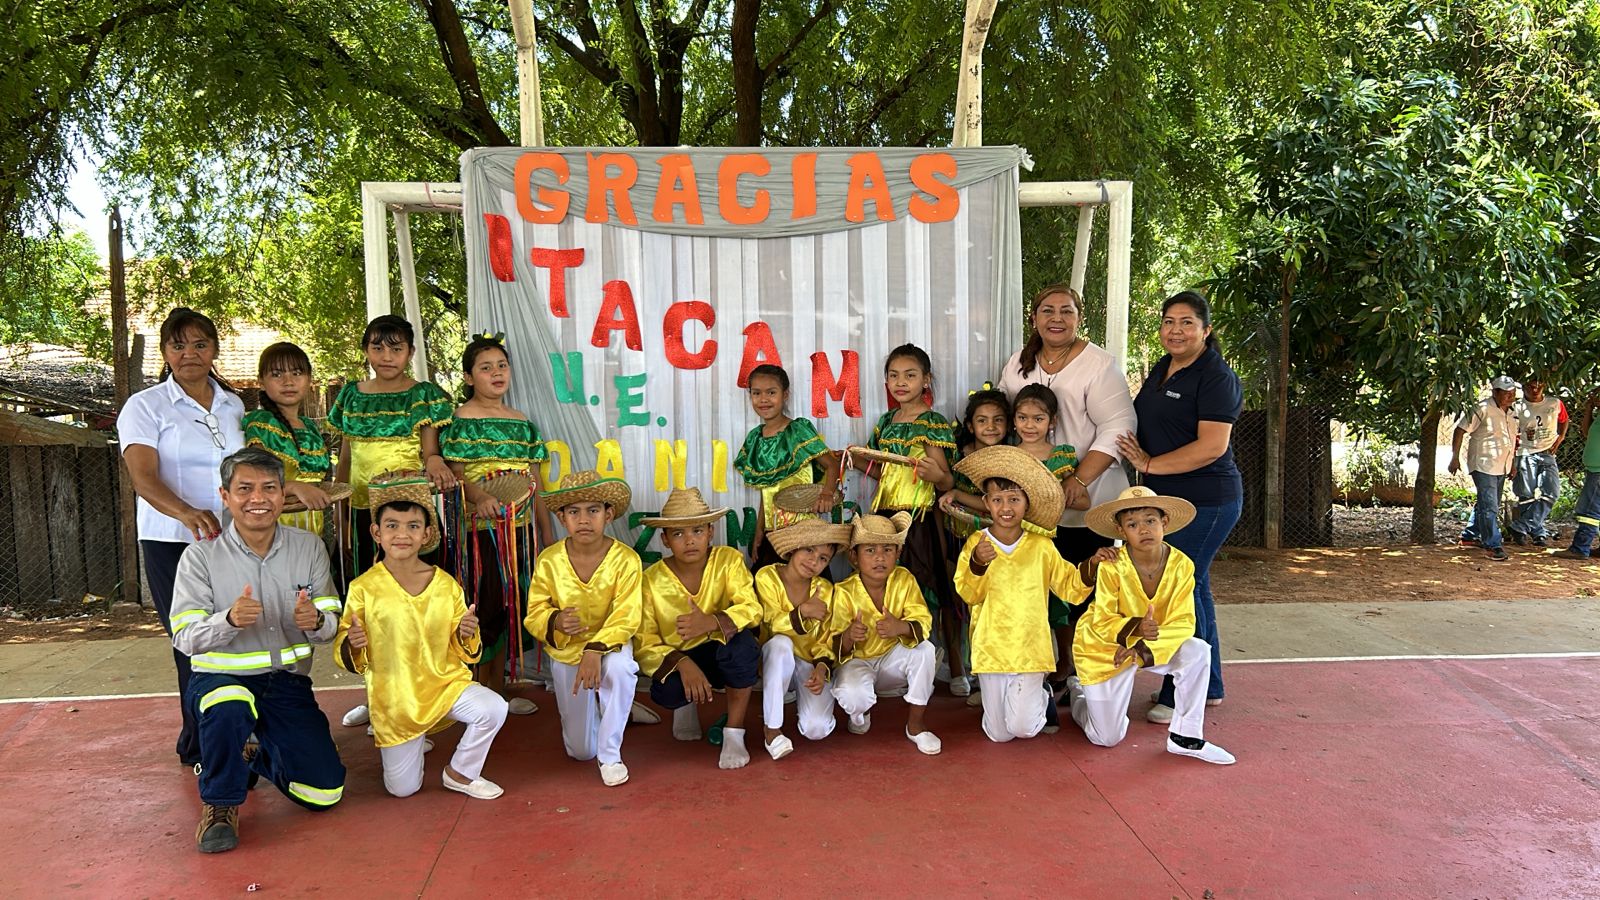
[762,0,835,81]
[416,0,512,146]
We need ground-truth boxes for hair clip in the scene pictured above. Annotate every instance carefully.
[966,380,995,397]
[477,330,506,344]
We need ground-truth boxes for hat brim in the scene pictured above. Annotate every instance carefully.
[773,482,827,514]
[639,509,730,529]
[1084,495,1197,539]
[540,478,632,518]
[367,478,442,553]
[768,521,851,559]
[849,511,913,547]
[280,481,353,513]
[953,445,1066,531]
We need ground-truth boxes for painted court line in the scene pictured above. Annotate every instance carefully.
[0,684,365,705]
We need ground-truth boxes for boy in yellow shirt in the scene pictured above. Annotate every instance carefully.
[756,518,854,759]
[832,512,941,755]
[635,488,764,770]
[335,478,509,799]
[524,471,643,787]
[953,446,1112,742]
[1067,486,1235,765]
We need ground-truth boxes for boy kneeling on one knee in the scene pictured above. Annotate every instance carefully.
[1067,486,1235,765]
[832,511,942,755]
[953,446,1115,742]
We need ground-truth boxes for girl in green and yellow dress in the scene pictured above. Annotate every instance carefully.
[734,364,841,571]
[441,334,552,716]
[243,342,334,534]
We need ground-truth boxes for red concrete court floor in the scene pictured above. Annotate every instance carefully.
[3,656,1598,898]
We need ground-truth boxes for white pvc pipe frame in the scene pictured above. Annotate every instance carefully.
[360,177,1133,378]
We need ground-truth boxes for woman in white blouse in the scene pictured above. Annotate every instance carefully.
[118,307,245,767]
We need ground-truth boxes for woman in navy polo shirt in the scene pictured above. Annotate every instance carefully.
[1115,291,1242,720]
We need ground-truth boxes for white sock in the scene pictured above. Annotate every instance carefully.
[719,727,750,769]
[672,705,702,741]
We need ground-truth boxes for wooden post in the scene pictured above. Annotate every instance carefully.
[1263,262,1296,550]
[110,209,141,606]
[507,0,545,146]
[952,0,1000,147]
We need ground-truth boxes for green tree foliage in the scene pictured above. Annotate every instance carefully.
[0,229,111,360]
[1212,0,1600,539]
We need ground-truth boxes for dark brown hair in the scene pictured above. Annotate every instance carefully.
[1017,284,1082,377]
[257,342,313,451]
[158,307,236,393]
[461,335,510,401]
[1162,290,1218,351]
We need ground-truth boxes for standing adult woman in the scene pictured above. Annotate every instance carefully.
[1115,291,1242,720]
[998,285,1137,684]
[118,307,246,767]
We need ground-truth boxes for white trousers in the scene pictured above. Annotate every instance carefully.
[549,644,638,766]
[1070,636,1211,747]
[833,641,936,715]
[379,683,509,797]
[760,635,838,740]
[977,673,1048,743]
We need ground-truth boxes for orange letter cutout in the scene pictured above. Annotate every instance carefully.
[845,152,895,223]
[908,153,960,223]
[514,152,570,224]
[653,155,705,225]
[585,153,640,225]
[718,155,772,226]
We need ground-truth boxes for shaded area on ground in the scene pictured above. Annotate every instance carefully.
[1215,543,1600,604]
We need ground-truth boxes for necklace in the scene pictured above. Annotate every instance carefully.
[1132,545,1168,589]
[1038,339,1083,385]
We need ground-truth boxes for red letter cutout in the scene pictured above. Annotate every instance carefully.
[585,153,640,225]
[737,322,782,387]
[484,214,516,282]
[845,152,895,223]
[810,350,861,418]
[908,153,960,223]
[663,301,717,369]
[529,247,585,318]
[591,280,643,351]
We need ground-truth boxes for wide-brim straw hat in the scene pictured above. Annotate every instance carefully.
[767,520,853,560]
[280,481,353,513]
[540,470,631,517]
[953,444,1065,530]
[639,486,729,529]
[849,510,913,547]
[367,474,441,553]
[1085,486,1196,539]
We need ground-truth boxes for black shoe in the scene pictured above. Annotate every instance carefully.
[1486,547,1510,562]
[195,804,239,854]
[1510,532,1526,546]
[1532,536,1548,547]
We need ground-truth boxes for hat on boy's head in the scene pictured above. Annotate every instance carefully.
[639,487,729,529]
[1085,486,1196,540]
[953,444,1065,531]
[367,473,441,553]
[767,520,852,560]
[1490,375,1518,391]
[540,469,631,517]
[849,511,913,548]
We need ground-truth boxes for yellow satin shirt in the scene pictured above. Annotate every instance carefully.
[334,564,481,748]
[635,546,761,679]
[954,530,1090,675]
[755,564,848,666]
[1073,545,1197,687]
[833,567,933,662]
[524,539,644,666]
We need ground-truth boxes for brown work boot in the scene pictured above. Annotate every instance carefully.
[195,803,239,854]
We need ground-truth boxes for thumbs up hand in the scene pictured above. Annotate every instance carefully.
[347,613,368,651]
[228,585,262,627]
[797,583,828,621]
[973,535,997,566]
[293,588,320,631]
[458,603,480,641]
[848,613,868,643]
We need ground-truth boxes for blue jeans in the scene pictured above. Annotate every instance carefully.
[1566,471,1600,556]
[1511,451,1561,539]
[1157,495,1241,704]
[1460,472,1506,550]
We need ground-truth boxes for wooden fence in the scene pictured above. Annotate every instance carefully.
[0,438,127,615]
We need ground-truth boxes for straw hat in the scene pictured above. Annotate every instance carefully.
[476,470,533,507]
[849,511,913,547]
[540,470,631,517]
[639,487,729,529]
[767,520,852,560]
[1084,485,1196,539]
[774,482,828,514]
[367,474,441,553]
[953,445,1065,530]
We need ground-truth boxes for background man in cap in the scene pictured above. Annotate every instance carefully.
[1448,376,1520,562]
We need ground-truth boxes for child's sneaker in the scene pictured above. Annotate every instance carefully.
[599,762,630,786]
[906,727,942,755]
[765,734,795,760]
[847,712,871,734]
[672,705,702,741]
[1166,735,1235,765]
[1486,547,1510,562]
[342,704,370,727]
[949,675,972,697]
[1146,703,1174,724]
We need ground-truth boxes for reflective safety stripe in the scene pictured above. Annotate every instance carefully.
[288,781,344,807]
[192,643,314,672]
[198,685,257,719]
[312,596,342,613]
[1579,515,1600,527]
[171,609,209,634]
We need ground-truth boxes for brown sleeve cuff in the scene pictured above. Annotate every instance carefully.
[969,561,989,577]
[1133,641,1154,667]
[789,609,811,634]
[713,612,737,642]
[1117,618,1141,647]
[547,618,560,645]
[906,621,926,644]
[813,660,833,679]
[654,649,688,682]
[583,641,611,653]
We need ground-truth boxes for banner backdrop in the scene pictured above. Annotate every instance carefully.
[462,146,1024,550]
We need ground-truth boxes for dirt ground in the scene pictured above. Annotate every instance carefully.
[4,505,1593,640]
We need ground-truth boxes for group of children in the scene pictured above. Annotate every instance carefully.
[242,322,1234,801]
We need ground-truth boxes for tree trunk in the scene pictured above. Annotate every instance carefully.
[731,0,762,146]
[1263,261,1296,550]
[1411,407,1441,543]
